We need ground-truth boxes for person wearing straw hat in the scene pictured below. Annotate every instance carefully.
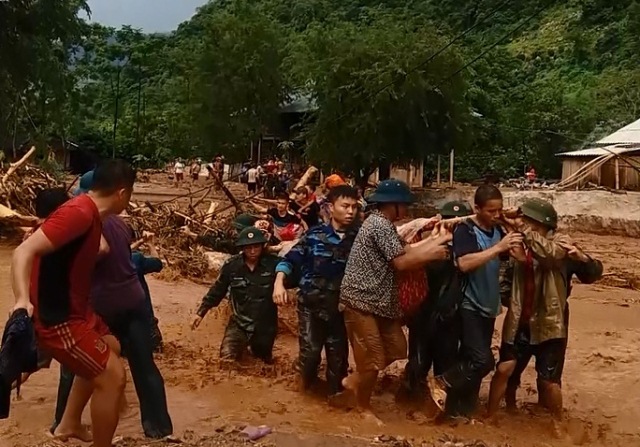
[191,227,281,363]
[339,179,451,424]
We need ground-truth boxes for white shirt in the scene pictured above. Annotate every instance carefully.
[247,168,258,183]
[174,162,184,174]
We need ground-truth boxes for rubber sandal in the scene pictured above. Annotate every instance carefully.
[428,376,447,412]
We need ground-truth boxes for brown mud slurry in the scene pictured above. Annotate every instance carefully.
[2,233,640,447]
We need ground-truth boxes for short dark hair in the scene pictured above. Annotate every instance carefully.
[275,192,289,202]
[35,188,69,218]
[91,159,136,194]
[327,185,358,204]
[474,184,503,207]
[294,186,308,196]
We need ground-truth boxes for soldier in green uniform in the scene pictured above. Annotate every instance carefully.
[191,227,281,363]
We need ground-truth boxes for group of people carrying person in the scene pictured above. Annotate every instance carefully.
[192,178,602,434]
[7,160,603,444]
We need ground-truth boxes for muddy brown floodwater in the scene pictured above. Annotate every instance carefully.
[2,233,640,447]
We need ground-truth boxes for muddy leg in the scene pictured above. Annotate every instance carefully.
[297,306,324,391]
[487,360,516,419]
[53,374,93,442]
[220,318,249,361]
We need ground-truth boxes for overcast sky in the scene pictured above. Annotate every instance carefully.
[84,0,208,32]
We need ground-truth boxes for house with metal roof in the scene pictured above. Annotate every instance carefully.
[557,118,640,190]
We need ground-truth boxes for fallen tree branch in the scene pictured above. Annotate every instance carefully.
[2,146,36,185]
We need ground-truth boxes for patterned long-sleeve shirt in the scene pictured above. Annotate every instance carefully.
[276,223,359,321]
[196,253,280,333]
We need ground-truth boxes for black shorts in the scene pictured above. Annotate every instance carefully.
[533,339,566,384]
[248,182,257,193]
[499,326,566,384]
[499,325,533,363]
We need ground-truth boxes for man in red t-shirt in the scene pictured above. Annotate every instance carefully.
[11,159,135,447]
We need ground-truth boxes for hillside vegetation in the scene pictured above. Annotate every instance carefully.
[1,0,639,180]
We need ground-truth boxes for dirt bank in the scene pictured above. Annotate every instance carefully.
[2,232,640,447]
[413,187,640,237]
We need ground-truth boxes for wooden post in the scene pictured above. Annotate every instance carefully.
[257,137,262,164]
[615,158,620,190]
[250,141,254,162]
[436,155,441,185]
[449,148,454,187]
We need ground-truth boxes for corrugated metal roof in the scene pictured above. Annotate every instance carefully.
[596,118,640,145]
[556,145,640,158]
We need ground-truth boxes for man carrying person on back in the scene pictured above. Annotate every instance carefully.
[339,179,451,424]
[11,160,135,447]
[272,185,359,401]
[428,185,523,418]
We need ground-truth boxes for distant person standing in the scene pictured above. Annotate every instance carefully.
[173,158,185,187]
[190,159,201,184]
[247,165,259,194]
[525,165,536,184]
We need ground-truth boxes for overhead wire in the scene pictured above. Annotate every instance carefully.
[329,0,512,125]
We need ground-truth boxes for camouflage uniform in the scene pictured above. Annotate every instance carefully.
[276,224,358,394]
[196,229,280,362]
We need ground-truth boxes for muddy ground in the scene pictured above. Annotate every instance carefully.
[2,177,640,447]
[2,232,639,447]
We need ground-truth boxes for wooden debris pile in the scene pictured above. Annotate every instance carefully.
[0,147,62,216]
[126,200,237,282]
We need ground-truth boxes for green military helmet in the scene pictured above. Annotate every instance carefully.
[440,200,473,218]
[520,198,558,229]
[232,213,259,232]
[367,178,415,204]
[236,226,268,247]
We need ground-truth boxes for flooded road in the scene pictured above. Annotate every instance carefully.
[2,235,640,447]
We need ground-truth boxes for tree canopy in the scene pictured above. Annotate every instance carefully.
[1,0,639,179]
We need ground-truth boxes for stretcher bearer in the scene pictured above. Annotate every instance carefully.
[192,227,280,363]
[429,185,523,417]
[339,179,450,424]
[401,201,473,413]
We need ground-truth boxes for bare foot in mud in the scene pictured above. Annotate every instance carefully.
[328,390,356,410]
[52,423,92,442]
[360,410,385,427]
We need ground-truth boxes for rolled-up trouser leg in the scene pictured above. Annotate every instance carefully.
[297,306,325,389]
[324,312,349,395]
[220,318,250,361]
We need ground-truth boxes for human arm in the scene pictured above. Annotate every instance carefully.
[192,262,232,329]
[500,259,515,308]
[11,205,93,314]
[558,240,603,284]
[522,229,567,267]
[273,237,307,304]
[454,225,523,273]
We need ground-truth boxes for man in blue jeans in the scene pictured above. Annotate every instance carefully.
[429,185,523,417]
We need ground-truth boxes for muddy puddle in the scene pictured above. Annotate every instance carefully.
[2,236,640,447]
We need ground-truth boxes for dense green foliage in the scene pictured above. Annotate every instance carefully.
[1,0,639,179]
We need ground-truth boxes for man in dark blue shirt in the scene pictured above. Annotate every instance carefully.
[272,185,359,400]
[429,185,522,417]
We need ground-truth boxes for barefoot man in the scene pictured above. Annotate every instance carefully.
[339,179,450,424]
[11,160,135,447]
